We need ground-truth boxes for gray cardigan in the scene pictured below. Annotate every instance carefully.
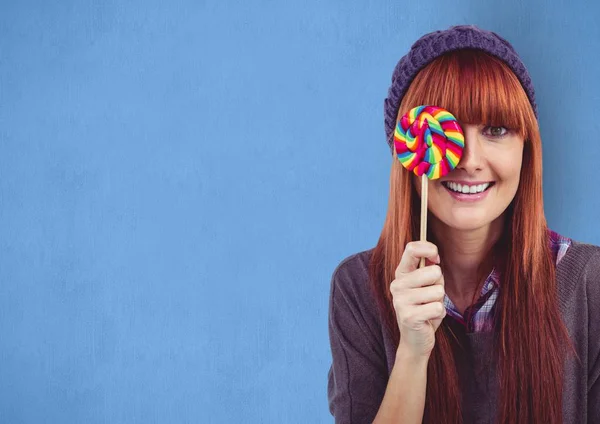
[327,241,600,423]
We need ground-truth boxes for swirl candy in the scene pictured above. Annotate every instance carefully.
[394,105,465,179]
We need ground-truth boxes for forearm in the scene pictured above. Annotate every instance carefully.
[372,345,429,424]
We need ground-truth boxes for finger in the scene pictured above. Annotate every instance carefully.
[396,241,440,277]
[392,265,443,290]
[406,284,446,305]
[411,301,446,323]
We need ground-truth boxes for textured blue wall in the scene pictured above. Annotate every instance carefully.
[1,0,599,423]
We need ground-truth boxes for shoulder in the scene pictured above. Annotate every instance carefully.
[331,248,374,287]
[329,247,375,303]
[328,247,380,324]
[556,236,600,312]
[571,240,600,298]
[548,227,598,271]
[557,238,600,277]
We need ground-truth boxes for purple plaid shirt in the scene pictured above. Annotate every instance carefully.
[444,229,572,332]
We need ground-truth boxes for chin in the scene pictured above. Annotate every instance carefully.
[439,212,491,231]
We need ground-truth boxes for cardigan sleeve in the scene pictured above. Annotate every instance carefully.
[585,247,600,423]
[327,252,389,424]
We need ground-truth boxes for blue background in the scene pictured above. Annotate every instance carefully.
[1,0,599,423]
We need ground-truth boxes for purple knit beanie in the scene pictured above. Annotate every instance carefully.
[383,25,538,154]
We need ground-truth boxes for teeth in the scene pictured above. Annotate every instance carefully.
[444,182,491,194]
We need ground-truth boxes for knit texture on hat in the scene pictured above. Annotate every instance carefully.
[383,25,537,154]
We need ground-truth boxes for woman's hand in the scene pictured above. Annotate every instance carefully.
[391,241,446,359]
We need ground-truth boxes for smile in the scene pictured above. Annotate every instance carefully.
[441,181,495,201]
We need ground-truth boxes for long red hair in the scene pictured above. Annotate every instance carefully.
[369,49,577,423]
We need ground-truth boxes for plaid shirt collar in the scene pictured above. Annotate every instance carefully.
[443,229,571,332]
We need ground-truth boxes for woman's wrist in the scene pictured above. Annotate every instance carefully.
[396,342,432,365]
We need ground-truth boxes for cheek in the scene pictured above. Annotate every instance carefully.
[502,155,523,185]
[493,144,524,186]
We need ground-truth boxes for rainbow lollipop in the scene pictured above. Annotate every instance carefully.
[394,105,465,267]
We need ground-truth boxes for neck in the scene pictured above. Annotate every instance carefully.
[430,214,505,300]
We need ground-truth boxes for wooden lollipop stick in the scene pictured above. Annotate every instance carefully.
[419,176,428,269]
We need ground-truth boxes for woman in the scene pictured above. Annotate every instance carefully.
[327,25,600,424]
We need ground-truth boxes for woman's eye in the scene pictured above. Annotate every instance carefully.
[484,126,508,137]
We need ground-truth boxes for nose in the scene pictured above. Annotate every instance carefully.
[456,125,483,174]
